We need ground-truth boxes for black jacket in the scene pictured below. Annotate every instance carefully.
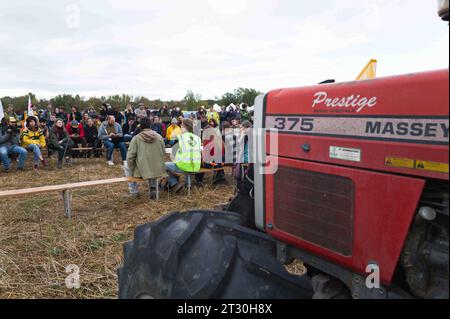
[84,125,99,142]
[69,111,82,122]
[122,122,138,135]
[48,126,71,149]
[0,127,21,148]
[151,122,164,136]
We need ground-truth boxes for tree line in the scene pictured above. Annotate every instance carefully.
[1,88,263,113]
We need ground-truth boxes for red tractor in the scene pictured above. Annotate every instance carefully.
[117,3,449,299]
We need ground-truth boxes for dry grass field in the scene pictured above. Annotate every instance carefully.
[0,155,235,299]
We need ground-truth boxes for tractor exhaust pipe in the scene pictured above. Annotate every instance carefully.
[438,0,449,21]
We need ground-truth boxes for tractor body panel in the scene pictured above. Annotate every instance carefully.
[255,69,449,286]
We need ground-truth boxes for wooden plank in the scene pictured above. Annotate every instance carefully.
[0,177,129,198]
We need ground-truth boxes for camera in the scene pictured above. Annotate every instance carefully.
[6,125,20,133]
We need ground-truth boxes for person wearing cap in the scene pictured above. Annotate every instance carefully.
[20,116,49,169]
[5,105,19,122]
[0,117,28,172]
[164,118,181,147]
[66,120,86,158]
[98,115,127,166]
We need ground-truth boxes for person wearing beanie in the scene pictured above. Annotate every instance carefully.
[164,118,181,147]
[66,120,86,158]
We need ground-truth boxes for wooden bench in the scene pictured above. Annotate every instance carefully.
[0,177,130,219]
[173,166,234,196]
[127,166,231,197]
[127,176,163,201]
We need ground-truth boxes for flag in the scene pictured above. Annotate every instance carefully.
[27,95,34,118]
[356,59,377,81]
[0,98,4,121]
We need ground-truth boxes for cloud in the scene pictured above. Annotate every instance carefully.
[208,0,249,16]
[0,0,447,101]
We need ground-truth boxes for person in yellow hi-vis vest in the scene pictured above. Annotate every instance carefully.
[21,116,49,169]
[164,118,201,193]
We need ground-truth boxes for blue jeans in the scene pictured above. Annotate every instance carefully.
[124,134,133,142]
[123,164,157,195]
[0,145,27,170]
[26,144,43,163]
[165,162,188,187]
[164,139,176,147]
[104,140,127,161]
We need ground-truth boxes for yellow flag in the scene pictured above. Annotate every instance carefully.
[356,59,377,81]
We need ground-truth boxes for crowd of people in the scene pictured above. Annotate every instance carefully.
[0,101,254,196]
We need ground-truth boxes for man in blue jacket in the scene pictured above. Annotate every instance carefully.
[98,115,127,166]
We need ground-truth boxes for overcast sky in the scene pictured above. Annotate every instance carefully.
[0,0,448,101]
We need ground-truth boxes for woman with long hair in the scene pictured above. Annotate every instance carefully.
[48,119,74,168]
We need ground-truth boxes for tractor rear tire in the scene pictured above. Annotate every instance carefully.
[117,210,313,299]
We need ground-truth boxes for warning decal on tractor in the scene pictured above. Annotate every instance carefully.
[385,157,415,169]
[385,157,449,173]
[415,160,449,173]
[330,146,361,162]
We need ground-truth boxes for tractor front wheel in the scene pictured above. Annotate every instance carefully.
[118,210,313,299]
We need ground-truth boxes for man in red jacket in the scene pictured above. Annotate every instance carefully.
[66,120,87,158]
